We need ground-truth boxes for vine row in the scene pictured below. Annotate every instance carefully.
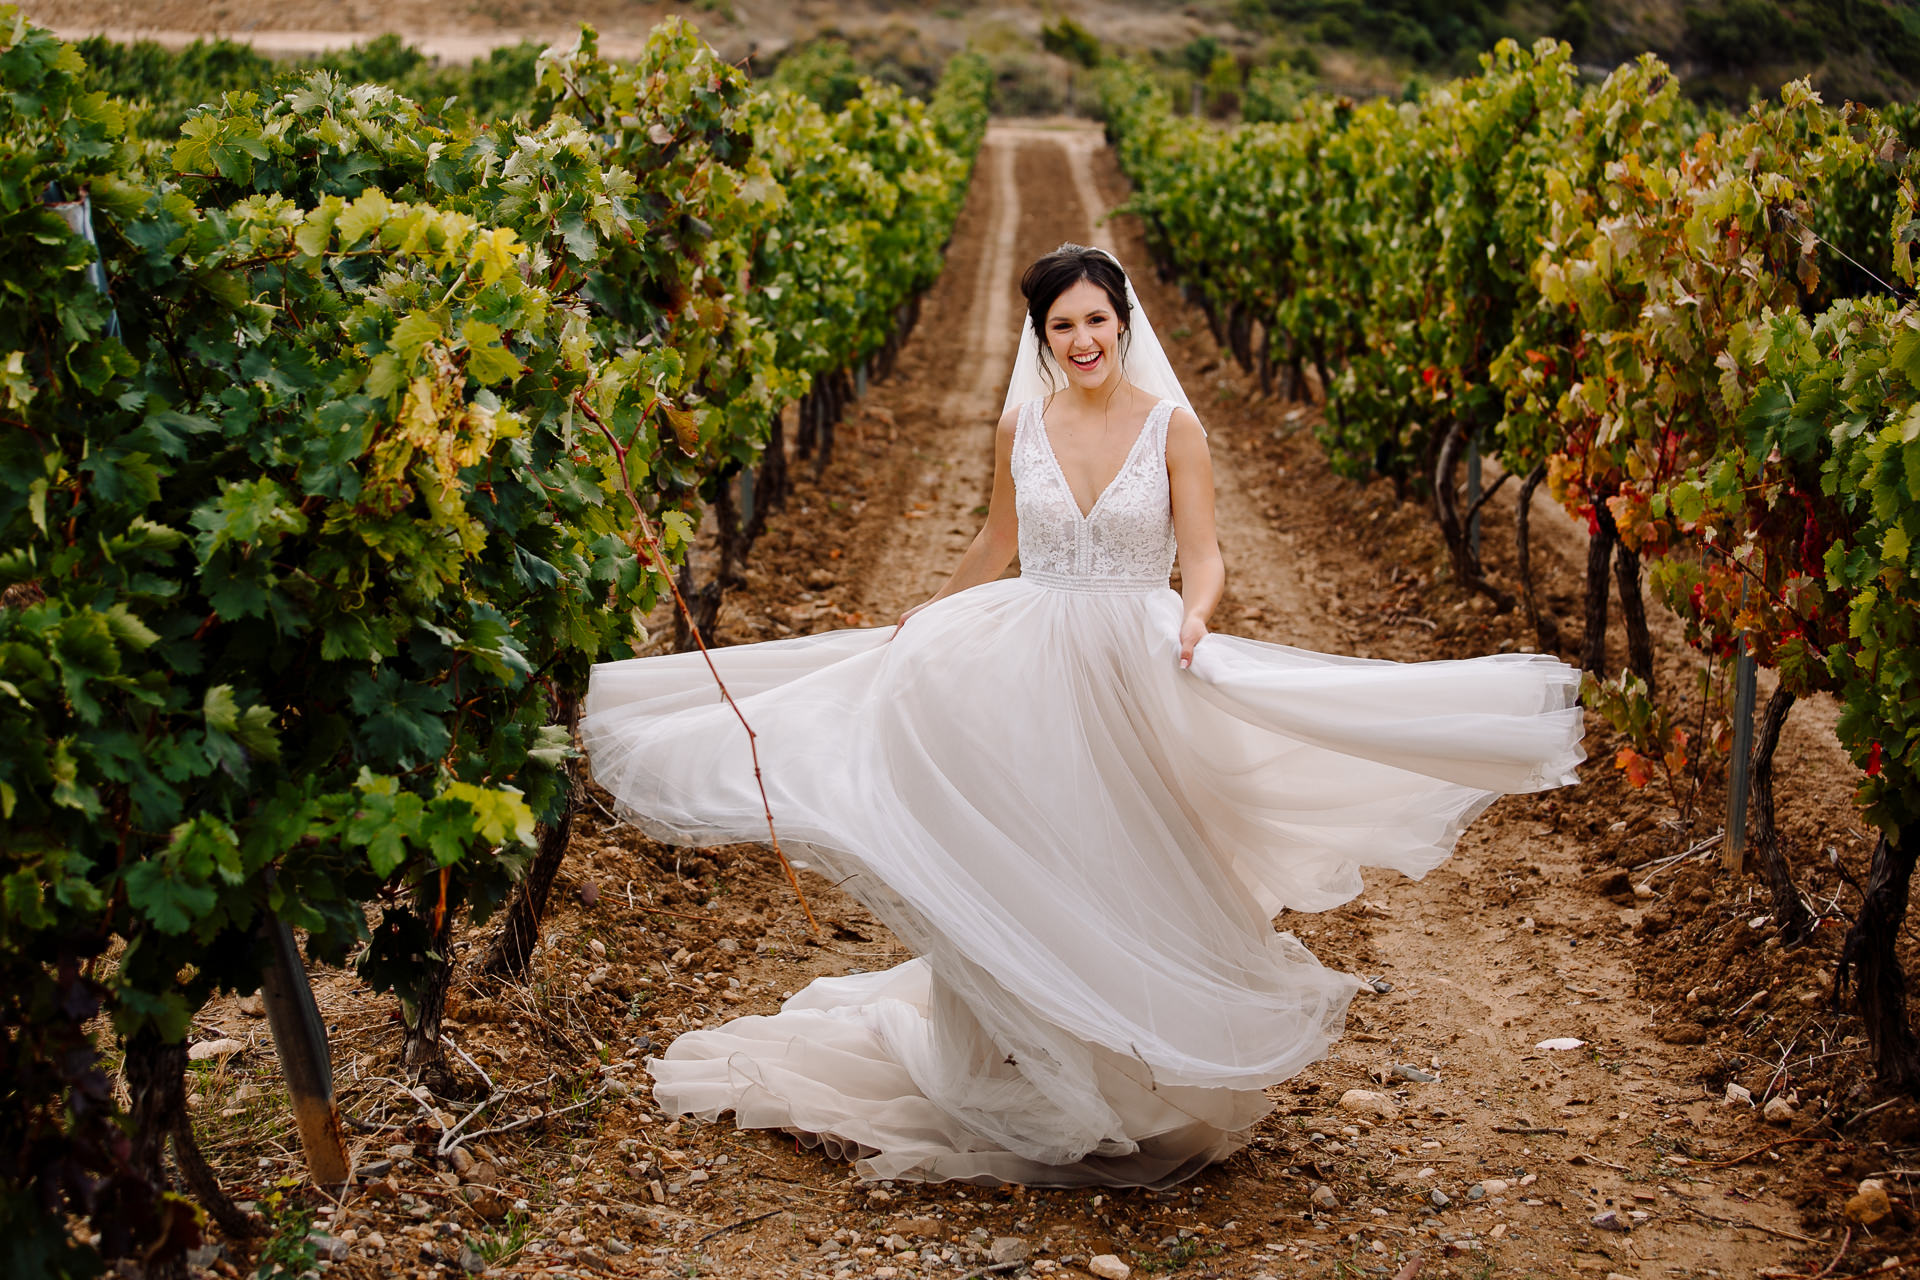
[0,13,988,1273]
[1098,41,1920,1085]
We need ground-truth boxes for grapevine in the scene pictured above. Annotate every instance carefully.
[0,12,988,1273]
[1099,39,1920,1088]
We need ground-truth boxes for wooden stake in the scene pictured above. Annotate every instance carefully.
[1725,579,1757,875]
[258,913,350,1186]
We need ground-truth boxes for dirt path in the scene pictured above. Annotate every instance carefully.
[678,122,1823,1277]
[185,122,1883,1280]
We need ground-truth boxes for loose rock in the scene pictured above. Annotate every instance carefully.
[1591,1210,1630,1232]
[466,1189,509,1221]
[1310,1184,1338,1211]
[1847,1179,1893,1227]
[1723,1083,1753,1108]
[307,1233,349,1262]
[1089,1255,1131,1280]
[1430,1188,1451,1209]
[1338,1088,1398,1121]
[1763,1096,1795,1124]
[989,1237,1030,1264]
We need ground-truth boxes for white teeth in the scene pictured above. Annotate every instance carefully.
[1071,353,1100,368]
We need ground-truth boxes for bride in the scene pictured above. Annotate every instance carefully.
[581,243,1586,1188]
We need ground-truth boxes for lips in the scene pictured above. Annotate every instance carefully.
[1070,351,1102,371]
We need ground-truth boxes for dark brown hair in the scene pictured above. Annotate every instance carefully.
[1019,242,1131,389]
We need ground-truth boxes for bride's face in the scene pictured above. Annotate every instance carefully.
[1045,279,1124,391]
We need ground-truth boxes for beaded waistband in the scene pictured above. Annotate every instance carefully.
[1019,569,1169,595]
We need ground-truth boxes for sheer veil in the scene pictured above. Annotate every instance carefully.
[1000,246,1198,427]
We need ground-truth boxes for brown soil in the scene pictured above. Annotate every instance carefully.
[171,122,1920,1280]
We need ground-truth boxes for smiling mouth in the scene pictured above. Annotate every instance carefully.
[1070,351,1102,370]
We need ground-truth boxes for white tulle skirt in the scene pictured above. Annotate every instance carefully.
[581,578,1585,1187]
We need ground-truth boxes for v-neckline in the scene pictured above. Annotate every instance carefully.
[1034,399,1168,523]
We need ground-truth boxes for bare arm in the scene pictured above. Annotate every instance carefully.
[1167,407,1223,667]
[898,407,1021,627]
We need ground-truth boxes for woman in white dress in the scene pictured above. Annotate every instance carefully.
[581,244,1586,1188]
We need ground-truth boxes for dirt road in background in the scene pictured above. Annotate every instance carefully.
[185,123,1885,1280]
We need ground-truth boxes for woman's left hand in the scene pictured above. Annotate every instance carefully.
[1178,613,1209,670]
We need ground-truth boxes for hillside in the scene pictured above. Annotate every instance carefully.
[22,0,1920,105]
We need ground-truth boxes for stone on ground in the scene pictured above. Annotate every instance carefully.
[1337,1088,1398,1121]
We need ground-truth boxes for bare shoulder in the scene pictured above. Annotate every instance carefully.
[1166,406,1210,452]
[996,403,1022,445]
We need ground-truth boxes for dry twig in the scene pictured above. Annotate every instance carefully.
[1694,1133,1835,1169]
[696,1208,785,1244]
[1846,1097,1903,1128]
[1811,1226,1852,1280]
[451,1084,611,1149]
[1682,1204,1820,1245]
[436,1036,497,1156]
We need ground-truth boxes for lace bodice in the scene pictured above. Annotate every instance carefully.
[1012,396,1178,592]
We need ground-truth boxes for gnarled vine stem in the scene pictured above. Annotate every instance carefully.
[571,391,818,934]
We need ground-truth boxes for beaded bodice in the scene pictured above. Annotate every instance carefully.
[1012,397,1177,593]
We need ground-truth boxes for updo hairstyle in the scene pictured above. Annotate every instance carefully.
[1019,242,1132,390]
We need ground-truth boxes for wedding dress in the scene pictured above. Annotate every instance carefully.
[580,393,1588,1188]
